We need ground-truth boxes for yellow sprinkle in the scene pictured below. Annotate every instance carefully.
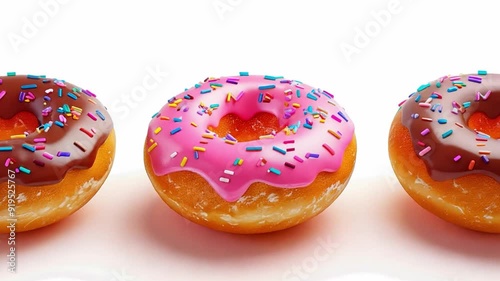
[225,140,236,145]
[328,130,341,139]
[174,98,183,104]
[226,93,232,102]
[10,134,26,139]
[149,138,154,143]
[88,99,96,105]
[147,142,158,152]
[259,134,275,139]
[190,122,198,127]
[292,103,301,108]
[180,156,188,167]
[160,116,170,120]
[202,134,214,139]
[320,119,325,123]
[193,146,206,152]
[168,103,177,108]
[154,127,162,134]
[237,159,244,166]
[71,106,83,112]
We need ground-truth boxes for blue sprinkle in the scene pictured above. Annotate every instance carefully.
[239,72,249,76]
[303,123,313,129]
[195,83,201,88]
[58,88,63,97]
[194,151,199,159]
[27,74,40,79]
[338,111,349,122]
[21,84,37,89]
[308,153,320,158]
[272,146,287,155]
[437,119,447,124]
[296,89,301,98]
[57,151,71,157]
[96,110,106,121]
[306,93,318,101]
[246,146,262,151]
[54,121,64,127]
[0,146,13,152]
[264,75,277,80]
[414,94,421,102]
[170,127,182,135]
[19,166,31,174]
[173,117,182,122]
[447,87,458,93]
[258,85,275,90]
[463,101,471,108]
[151,112,160,118]
[200,89,211,94]
[258,92,263,103]
[442,129,453,138]
[67,93,78,100]
[481,155,490,163]
[268,167,281,175]
[22,144,35,152]
[417,83,430,92]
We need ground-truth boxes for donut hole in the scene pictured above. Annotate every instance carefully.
[467,111,500,139]
[0,111,40,140]
[208,112,283,142]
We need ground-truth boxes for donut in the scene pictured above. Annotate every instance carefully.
[144,73,356,234]
[0,73,115,233]
[389,71,500,233]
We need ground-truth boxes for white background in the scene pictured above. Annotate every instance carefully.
[1,0,500,280]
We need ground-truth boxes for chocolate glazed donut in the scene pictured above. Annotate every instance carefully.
[0,73,115,232]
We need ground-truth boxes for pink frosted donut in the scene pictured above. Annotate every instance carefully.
[144,73,356,233]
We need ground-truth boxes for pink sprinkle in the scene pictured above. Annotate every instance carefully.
[35,145,45,150]
[235,91,244,101]
[87,112,97,121]
[4,158,11,167]
[419,103,431,108]
[421,117,433,122]
[417,141,426,147]
[283,140,295,144]
[59,114,67,123]
[398,100,407,107]
[475,91,481,101]
[0,79,2,84]
[331,114,342,123]
[295,84,304,89]
[449,76,461,81]
[418,146,432,156]
[421,128,430,136]
[0,90,6,100]
[34,138,47,143]
[454,155,462,162]
[293,155,304,163]
[483,90,491,100]
[322,144,335,155]
[42,152,54,160]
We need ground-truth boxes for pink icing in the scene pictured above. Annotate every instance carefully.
[145,74,355,202]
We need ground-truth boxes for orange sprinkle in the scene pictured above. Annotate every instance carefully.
[328,130,342,139]
[468,160,476,170]
[190,122,198,127]
[10,134,26,139]
[147,142,158,152]
[202,134,214,139]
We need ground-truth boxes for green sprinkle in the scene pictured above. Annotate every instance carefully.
[210,83,223,87]
[436,81,441,88]
[478,70,487,75]
[442,129,453,139]
[239,72,249,76]
[7,72,16,76]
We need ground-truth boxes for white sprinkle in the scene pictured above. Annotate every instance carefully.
[219,177,230,183]
[170,151,178,158]
[224,169,235,175]
[45,88,54,94]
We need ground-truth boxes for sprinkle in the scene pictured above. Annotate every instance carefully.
[256,158,267,166]
[306,153,320,159]
[0,146,13,152]
[190,122,197,127]
[74,141,86,152]
[303,123,313,129]
[22,143,36,152]
[421,117,433,122]
[478,70,487,75]
[479,150,491,155]
[95,110,105,120]
[21,84,37,89]
[246,146,262,151]
[67,93,78,100]
[154,127,162,134]
[258,92,263,103]
[87,112,97,121]
[468,160,476,170]
[417,83,431,92]
[258,85,275,90]
[19,166,31,174]
[294,155,304,163]
[80,128,94,138]
[54,121,64,127]
[147,142,158,152]
[338,111,349,122]
[322,144,335,155]
[7,72,15,76]
[453,155,462,162]
[173,117,182,122]
[264,75,277,80]
[200,89,212,94]
[180,157,188,167]
[481,155,490,164]
[418,146,432,156]
[447,87,458,92]
[219,177,230,183]
[0,90,6,100]
[224,170,235,176]
[170,127,182,135]
[193,146,206,152]
[33,160,45,167]
[170,152,178,158]
[284,162,296,169]
[421,128,430,136]
[306,93,318,101]
[226,93,232,102]
[57,151,71,157]
[283,140,295,144]
[268,167,281,175]
[202,134,214,139]
[273,146,287,155]
[442,129,453,139]
[437,119,448,124]
[194,151,199,159]
[235,91,244,101]
[239,71,249,76]
[43,152,54,160]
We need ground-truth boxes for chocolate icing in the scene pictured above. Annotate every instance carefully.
[400,73,499,182]
[0,74,113,186]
